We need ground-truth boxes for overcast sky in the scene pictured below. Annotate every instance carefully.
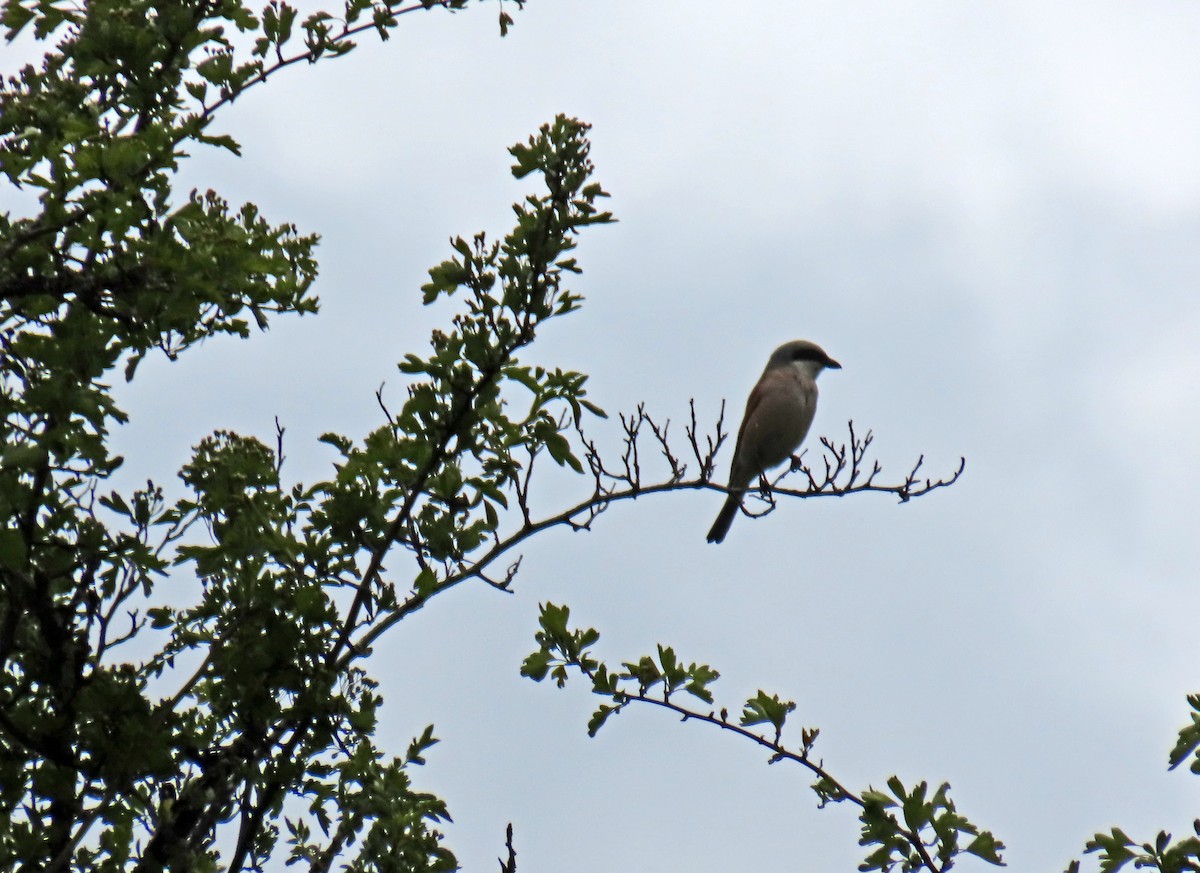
[10,1,1200,870]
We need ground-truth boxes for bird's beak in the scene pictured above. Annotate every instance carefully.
[826,358,842,370]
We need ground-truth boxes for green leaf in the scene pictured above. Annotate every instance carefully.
[684,663,719,704]
[860,788,896,809]
[579,398,608,419]
[1168,694,1200,771]
[587,704,618,737]
[147,608,174,630]
[414,568,438,597]
[502,364,542,394]
[740,690,795,733]
[2,2,36,39]
[0,529,28,569]
[900,780,931,831]
[965,831,1005,864]
[538,602,571,637]
[1084,828,1136,873]
[544,432,582,472]
[657,645,677,674]
[520,649,552,682]
[99,492,132,517]
[198,132,243,155]
[406,725,439,765]
[2,443,48,470]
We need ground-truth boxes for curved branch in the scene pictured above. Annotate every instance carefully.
[342,417,964,667]
[593,684,943,873]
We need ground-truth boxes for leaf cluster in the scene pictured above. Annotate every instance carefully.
[1063,694,1200,873]
[1,102,608,869]
[0,2,563,870]
[522,602,1005,873]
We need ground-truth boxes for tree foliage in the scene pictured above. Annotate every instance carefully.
[4,3,1179,873]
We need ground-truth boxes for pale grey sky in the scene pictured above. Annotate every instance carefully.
[12,1,1200,870]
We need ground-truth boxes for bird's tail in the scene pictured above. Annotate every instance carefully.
[706,493,743,544]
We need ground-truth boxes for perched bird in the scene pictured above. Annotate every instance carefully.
[706,340,841,543]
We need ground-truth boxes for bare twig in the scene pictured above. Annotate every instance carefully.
[340,413,962,666]
[498,822,517,873]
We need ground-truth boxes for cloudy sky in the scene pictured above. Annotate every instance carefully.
[12,0,1200,869]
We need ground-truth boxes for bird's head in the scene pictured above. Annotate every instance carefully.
[768,339,841,379]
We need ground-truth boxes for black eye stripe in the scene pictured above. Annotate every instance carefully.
[791,348,827,362]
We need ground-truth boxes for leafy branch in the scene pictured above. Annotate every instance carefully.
[522,602,1006,873]
[1064,693,1200,873]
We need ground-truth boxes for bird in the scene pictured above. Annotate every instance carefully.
[706,339,841,543]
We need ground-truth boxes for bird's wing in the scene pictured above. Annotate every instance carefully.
[731,376,767,464]
[726,373,779,489]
